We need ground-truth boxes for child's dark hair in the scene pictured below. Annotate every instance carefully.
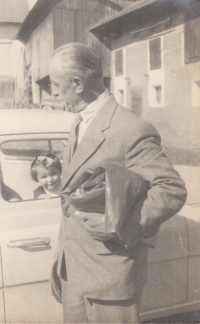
[31,153,62,182]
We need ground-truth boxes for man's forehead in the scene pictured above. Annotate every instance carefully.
[49,56,63,76]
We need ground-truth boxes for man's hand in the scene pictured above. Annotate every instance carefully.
[74,211,116,242]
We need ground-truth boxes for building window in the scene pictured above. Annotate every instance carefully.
[154,85,162,104]
[184,24,200,64]
[192,81,200,106]
[115,49,123,76]
[149,38,161,70]
[149,84,163,107]
[118,89,124,105]
[131,86,142,115]
[103,77,111,91]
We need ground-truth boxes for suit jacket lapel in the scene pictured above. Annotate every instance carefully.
[62,95,118,190]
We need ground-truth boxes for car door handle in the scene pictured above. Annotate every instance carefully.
[7,237,50,248]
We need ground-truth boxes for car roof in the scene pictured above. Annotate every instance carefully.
[0,109,75,135]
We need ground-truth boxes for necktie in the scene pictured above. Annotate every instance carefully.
[70,113,82,159]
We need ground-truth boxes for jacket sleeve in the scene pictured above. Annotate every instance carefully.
[125,121,187,237]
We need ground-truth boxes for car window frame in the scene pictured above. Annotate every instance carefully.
[0,133,69,204]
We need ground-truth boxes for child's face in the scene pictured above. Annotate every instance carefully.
[36,165,61,191]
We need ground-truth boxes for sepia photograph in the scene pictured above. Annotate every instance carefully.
[0,0,199,323]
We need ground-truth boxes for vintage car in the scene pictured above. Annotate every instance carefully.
[0,109,199,322]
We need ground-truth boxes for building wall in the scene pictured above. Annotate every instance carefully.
[29,13,54,82]
[0,24,23,108]
[0,24,22,78]
[53,0,119,77]
[0,23,21,39]
[22,0,120,106]
[146,23,200,154]
[27,13,54,103]
[111,18,200,159]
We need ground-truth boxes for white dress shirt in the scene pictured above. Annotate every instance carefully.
[77,89,110,145]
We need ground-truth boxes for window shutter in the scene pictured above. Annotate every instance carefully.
[149,38,161,70]
[184,23,200,64]
[131,86,142,115]
[115,49,123,76]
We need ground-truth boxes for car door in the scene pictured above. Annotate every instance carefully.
[140,214,189,319]
[140,165,200,321]
[0,135,68,323]
[0,248,5,323]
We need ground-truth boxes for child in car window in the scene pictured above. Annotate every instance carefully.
[31,153,62,199]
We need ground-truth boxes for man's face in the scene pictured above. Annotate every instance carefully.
[49,58,82,113]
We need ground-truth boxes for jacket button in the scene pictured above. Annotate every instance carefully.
[65,212,70,218]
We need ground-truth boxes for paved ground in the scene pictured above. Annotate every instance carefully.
[144,310,200,323]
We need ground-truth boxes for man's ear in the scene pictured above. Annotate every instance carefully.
[72,76,84,94]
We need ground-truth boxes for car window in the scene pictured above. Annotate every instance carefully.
[1,140,50,159]
[1,139,67,202]
[51,140,68,159]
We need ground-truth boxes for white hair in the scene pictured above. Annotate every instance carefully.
[51,42,103,85]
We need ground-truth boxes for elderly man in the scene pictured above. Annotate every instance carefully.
[49,42,187,323]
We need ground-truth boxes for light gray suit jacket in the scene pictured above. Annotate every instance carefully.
[57,96,187,300]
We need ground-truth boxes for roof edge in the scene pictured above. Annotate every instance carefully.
[16,0,61,44]
[16,0,123,44]
[90,0,157,34]
[104,0,125,9]
[90,0,200,38]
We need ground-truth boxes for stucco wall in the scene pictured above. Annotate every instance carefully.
[111,21,200,161]
[146,24,200,154]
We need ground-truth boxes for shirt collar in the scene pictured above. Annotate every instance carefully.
[80,89,110,124]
